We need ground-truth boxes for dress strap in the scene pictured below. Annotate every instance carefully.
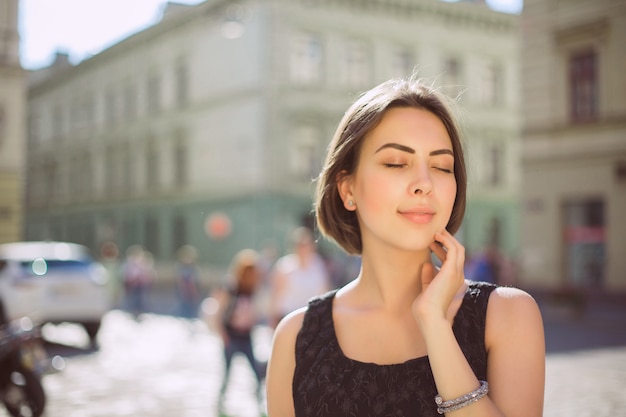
[454,280,498,380]
[295,290,337,354]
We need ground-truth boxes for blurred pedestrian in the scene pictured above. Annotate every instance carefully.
[269,227,331,327]
[465,245,500,284]
[211,249,266,415]
[99,240,122,308]
[266,76,545,416]
[121,245,154,318]
[175,244,202,319]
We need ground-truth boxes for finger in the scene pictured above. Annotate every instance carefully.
[420,261,436,290]
[429,240,447,263]
[441,230,465,275]
[435,231,465,280]
[444,237,465,282]
[433,232,457,267]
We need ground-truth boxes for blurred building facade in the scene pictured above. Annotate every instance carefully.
[0,0,25,244]
[520,0,626,293]
[24,0,520,279]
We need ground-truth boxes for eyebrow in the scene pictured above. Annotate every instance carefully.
[374,142,454,157]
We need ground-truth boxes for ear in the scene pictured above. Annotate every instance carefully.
[336,170,356,211]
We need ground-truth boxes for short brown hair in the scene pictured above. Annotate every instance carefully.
[315,77,467,255]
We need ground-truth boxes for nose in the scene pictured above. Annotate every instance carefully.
[409,165,433,195]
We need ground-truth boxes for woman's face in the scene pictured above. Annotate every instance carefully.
[340,107,457,253]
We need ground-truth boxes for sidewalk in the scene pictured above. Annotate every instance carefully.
[533,290,626,353]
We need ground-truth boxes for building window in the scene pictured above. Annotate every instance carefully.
[144,216,160,257]
[105,146,116,196]
[25,165,37,208]
[290,125,320,180]
[70,93,94,131]
[289,33,323,84]
[83,93,95,128]
[146,140,159,190]
[70,97,81,131]
[171,215,187,255]
[442,57,463,97]
[121,144,133,195]
[105,88,117,123]
[479,61,503,106]
[485,141,504,187]
[69,153,80,199]
[27,110,40,145]
[175,63,189,107]
[173,139,188,188]
[570,50,598,123]
[340,38,370,87]
[0,206,10,220]
[390,47,415,79]
[52,105,64,139]
[564,199,605,288]
[70,152,89,199]
[123,82,137,122]
[43,159,58,206]
[146,74,161,114]
[81,152,93,199]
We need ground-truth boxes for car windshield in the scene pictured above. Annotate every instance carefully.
[18,259,93,276]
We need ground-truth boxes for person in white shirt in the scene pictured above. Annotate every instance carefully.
[269,227,331,327]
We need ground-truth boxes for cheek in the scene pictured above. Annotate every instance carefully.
[354,170,396,210]
[440,181,457,218]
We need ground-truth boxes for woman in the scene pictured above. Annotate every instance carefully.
[212,249,265,414]
[266,77,545,416]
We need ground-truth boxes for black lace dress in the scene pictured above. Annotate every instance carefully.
[293,281,497,417]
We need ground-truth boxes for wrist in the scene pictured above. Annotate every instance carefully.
[413,306,449,332]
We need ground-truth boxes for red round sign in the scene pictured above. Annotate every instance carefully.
[205,212,231,239]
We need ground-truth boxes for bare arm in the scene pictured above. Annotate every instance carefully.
[414,231,545,417]
[266,309,305,417]
[485,287,545,416]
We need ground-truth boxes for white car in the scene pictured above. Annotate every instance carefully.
[0,241,111,343]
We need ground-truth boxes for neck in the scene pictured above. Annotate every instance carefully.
[348,245,432,312]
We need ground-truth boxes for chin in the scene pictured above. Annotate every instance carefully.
[395,237,435,253]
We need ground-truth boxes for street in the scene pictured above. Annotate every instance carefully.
[2,311,270,417]
[1,299,625,417]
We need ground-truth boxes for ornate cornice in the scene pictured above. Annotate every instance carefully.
[554,18,610,46]
[294,0,517,31]
[28,0,517,96]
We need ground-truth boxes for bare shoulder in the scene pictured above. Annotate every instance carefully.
[489,286,541,310]
[267,307,307,417]
[485,286,544,346]
[273,307,307,344]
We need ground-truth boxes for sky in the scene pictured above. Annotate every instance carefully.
[18,0,523,71]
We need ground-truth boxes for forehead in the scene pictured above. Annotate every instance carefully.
[363,107,452,150]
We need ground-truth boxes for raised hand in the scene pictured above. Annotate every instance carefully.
[412,230,466,326]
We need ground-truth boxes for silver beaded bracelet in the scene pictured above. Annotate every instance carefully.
[435,380,489,414]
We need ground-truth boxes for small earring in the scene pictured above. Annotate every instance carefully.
[348,200,354,207]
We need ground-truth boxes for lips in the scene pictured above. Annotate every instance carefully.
[399,207,436,225]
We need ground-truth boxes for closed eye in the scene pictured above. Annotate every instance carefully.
[434,167,453,173]
[384,163,406,168]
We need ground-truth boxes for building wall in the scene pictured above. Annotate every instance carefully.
[25,0,521,285]
[521,0,626,292]
[0,0,25,244]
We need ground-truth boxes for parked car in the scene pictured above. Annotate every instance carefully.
[0,241,111,344]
